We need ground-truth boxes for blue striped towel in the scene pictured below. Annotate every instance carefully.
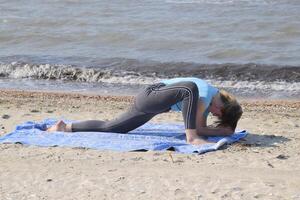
[0,119,247,154]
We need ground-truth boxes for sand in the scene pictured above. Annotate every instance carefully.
[0,89,300,200]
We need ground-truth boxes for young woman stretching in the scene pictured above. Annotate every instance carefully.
[48,77,243,145]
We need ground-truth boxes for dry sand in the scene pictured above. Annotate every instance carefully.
[0,89,300,200]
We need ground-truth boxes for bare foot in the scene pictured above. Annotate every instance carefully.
[47,120,67,132]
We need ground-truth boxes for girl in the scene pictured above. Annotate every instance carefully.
[48,77,243,145]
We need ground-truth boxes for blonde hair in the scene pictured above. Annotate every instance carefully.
[216,90,243,130]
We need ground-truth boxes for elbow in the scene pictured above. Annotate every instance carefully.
[224,131,234,136]
[196,126,207,136]
[217,125,234,136]
[224,128,234,136]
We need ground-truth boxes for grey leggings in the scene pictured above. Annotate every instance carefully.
[71,81,199,133]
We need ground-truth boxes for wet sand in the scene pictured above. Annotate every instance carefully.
[0,89,300,200]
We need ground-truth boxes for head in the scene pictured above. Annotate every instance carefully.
[210,90,243,131]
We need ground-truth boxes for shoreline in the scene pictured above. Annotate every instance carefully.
[1,87,300,103]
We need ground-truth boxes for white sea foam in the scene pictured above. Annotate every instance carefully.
[209,80,300,92]
[1,62,299,99]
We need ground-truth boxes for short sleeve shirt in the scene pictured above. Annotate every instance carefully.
[161,77,219,117]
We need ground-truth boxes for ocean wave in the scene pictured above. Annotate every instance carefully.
[0,61,161,85]
[0,59,300,83]
[1,59,300,98]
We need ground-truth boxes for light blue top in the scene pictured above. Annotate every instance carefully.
[161,77,219,117]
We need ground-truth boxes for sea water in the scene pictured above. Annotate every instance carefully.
[0,0,300,98]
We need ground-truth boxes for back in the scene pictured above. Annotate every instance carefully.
[161,77,218,117]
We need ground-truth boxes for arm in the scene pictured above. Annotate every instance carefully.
[185,100,232,145]
[195,100,233,137]
[196,126,233,136]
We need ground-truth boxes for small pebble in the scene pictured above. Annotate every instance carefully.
[276,154,289,160]
[267,161,274,168]
[30,109,40,113]
[115,176,125,182]
[46,179,52,182]
[2,114,10,119]
[174,188,183,195]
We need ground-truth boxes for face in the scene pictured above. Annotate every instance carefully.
[209,95,223,117]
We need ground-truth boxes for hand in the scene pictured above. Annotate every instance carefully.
[185,129,214,145]
[187,136,213,145]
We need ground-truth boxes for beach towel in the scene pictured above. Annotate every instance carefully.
[0,119,247,154]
